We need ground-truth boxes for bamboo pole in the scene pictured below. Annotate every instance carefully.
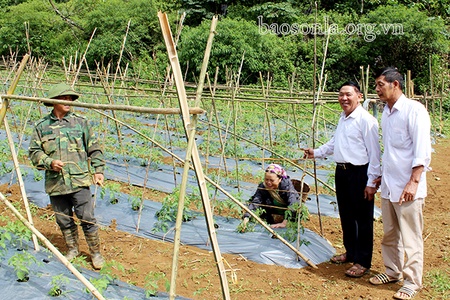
[260,72,273,148]
[209,67,228,175]
[0,54,40,251]
[231,52,246,192]
[0,54,29,124]
[194,17,218,171]
[206,70,229,200]
[158,12,231,299]
[0,192,106,300]
[4,118,39,251]
[169,123,196,299]
[97,63,132,185]
[195,17,220,212]
[72,28,96,85]
[296,171,308,259]
[311,2,324,236]
[136,68,173,232]
[291,102,301,148]
[259,72,267,169]
[0,94,204,114]
[113,20,131,89]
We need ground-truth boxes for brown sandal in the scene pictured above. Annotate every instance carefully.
[330,253,347,264]
[345,264,369,278]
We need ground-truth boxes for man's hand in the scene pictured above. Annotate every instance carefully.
[270,219,287,229]
[93,173,104,186]
[399,166,423,205]
[399,180,418,205]
[50,160,64,172]
[364,186,377,201]
[303,148,314,159]
[373,176,382,189]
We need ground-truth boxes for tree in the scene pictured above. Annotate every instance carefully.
[357,5,449,92]
[178,17,296,86]
[0,0,70,58]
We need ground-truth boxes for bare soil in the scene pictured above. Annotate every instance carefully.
[1,138,450,300]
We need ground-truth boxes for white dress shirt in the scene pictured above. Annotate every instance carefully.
[314,105,381,187]
[380,94,431,202]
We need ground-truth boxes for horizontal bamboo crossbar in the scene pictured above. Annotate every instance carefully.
[0,94,205,115]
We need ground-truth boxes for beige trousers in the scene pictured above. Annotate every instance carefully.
[380,197,424,291]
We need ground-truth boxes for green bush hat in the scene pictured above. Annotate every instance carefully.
[45,83,80,106]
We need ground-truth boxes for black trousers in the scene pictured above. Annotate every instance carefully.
[335,163,374,269]
[50,187,98,233]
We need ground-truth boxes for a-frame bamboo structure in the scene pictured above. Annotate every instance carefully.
[158,12,231,299]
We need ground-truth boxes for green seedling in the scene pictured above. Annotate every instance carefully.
[144,271,169,297]
[48,274,70,297]
[8,251,39,282]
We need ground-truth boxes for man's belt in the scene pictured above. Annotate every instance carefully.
[336,162,367,170]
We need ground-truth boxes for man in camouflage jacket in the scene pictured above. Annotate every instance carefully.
[29,83,105,269]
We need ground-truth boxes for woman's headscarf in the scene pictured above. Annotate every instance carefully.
[265,163,288,179]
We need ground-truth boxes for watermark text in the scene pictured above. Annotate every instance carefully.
[258,16,404,42]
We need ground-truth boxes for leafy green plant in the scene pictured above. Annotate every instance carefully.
[100,181,121,204]
[0,162,13,177]
[153,187,195,233]
[236,207,265,233]
[8,251,39,282]
[70,255,89,271]
[128,195,141,211]
[0,226,12,258]
[144,271,169,297]
[1,218,32,249]
[48,274,70,297]
[88,260,124,294]
[280,202,311,244]
[33,168,44,182]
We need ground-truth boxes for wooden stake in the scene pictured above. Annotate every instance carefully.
[4,117,40,251]
[169,123,197,299]
[0,54,40,251]
[0,54,29,124]
[311,2,324,236]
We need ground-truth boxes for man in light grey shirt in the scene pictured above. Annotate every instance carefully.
[369,67,431,300]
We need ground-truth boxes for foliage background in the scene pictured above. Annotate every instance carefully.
[0,0,448,95]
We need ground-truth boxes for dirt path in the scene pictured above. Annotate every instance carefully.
[1,138,449,299]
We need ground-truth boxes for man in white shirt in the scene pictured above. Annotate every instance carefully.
[304,81,381,278]
[369,67,431,300]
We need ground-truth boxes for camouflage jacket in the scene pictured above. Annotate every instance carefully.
[28,111,105,196]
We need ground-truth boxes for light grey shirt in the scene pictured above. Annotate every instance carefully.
[380,94,431,202]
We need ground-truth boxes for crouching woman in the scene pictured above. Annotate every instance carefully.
[242,163,300,229]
